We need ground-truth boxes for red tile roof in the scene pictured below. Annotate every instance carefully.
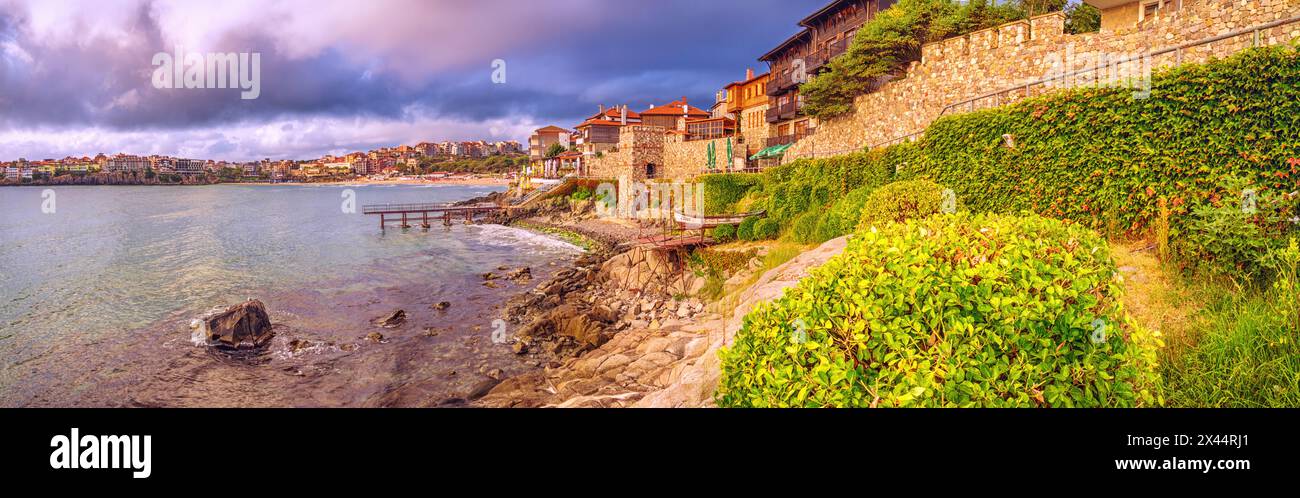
[641,99,710,117]
[534,125,570,134]
[575,118,627,129]
[587,107,641,121]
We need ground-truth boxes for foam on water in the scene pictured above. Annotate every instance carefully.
[471,224,584,253]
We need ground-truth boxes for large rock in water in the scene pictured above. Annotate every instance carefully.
[191,299,274,348]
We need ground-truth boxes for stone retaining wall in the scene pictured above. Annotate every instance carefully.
[662,135,736,179]
[783,0,1300,162]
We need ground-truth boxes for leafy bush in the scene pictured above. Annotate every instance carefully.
[759,151,896,228]
[1064,1,1100,34]
[544,143,567,158]
[570,185,593,201]
[1272,238,1300,334]
[788,211,824,244]
[689,247,757,277]
[1177,203,1276,282]
[1173,177,1297,283]
[817,186,875,237]
[858,179,949,230]
[713,223,736,242]
[718,212,1163,407]
[689,247,759,301]
[701,173,765,215]
[737,216,758,241]
[917,47,1300,240]
[753,219,781,240]
[806,45,1300,280]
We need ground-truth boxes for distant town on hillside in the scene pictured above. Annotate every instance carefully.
[0,139,525,184]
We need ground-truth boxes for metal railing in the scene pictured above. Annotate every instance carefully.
[938,14,1300,119]
[511,181,561,206]
[361,202,504,214]
[866,130,924,151]
[766,130,815,147]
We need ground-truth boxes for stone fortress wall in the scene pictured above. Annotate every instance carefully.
[782,0,1300,161]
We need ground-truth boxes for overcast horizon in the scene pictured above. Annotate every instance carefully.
[0,0,828,162]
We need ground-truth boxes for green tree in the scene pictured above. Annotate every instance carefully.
[1064,1,1101,34]
[1015,0,1067,17]
[545,143,567,158]
[801,0,1035,119]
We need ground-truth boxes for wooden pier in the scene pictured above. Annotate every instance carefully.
[361,202,504,229]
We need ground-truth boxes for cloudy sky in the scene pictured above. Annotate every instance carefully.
[0,0,827,161]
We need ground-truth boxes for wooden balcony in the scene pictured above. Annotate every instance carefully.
[764,101,801,124]
[765,129,815,147]
[807,38,852,72]
[765,71,802,96]
[805,51,828,73]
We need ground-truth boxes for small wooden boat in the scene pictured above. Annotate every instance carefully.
[673,209,765,230]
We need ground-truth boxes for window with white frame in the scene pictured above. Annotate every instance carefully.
[1139,0,1179,22]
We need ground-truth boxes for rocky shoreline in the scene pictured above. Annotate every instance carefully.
[154,184,840,409]
[474,234,849,408]
[459,185,853,407]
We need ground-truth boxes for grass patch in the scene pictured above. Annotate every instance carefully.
[758,242,803,275]
[689,247,759,302]
[1161,288,1300,407]
[1114,240,1300,407]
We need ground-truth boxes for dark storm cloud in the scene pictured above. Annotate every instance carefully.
[0,0,826,159]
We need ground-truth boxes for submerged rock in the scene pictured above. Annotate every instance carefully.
[507,266,532,281]
[190,299,274,348]
[373,310,406,328]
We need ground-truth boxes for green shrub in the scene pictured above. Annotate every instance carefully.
[1272,238,1300,334]
[788,211,824,244]
[758,151,896,230]
[1177,202,1274,281]
[689,247,757,277]
[569,185,593,201]
[718,212,1164,407]
[858,178,949,230]
[701,173,764,215]
[737,216,758,241]
[913,46,1300,242]
[797,45,1300,279]
[1174,177,1296,282]
[1064,1,1101,34]
[753,219,781,240]
[713,223,736,242]
[818,185,875,236]
[688,247,758,301]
